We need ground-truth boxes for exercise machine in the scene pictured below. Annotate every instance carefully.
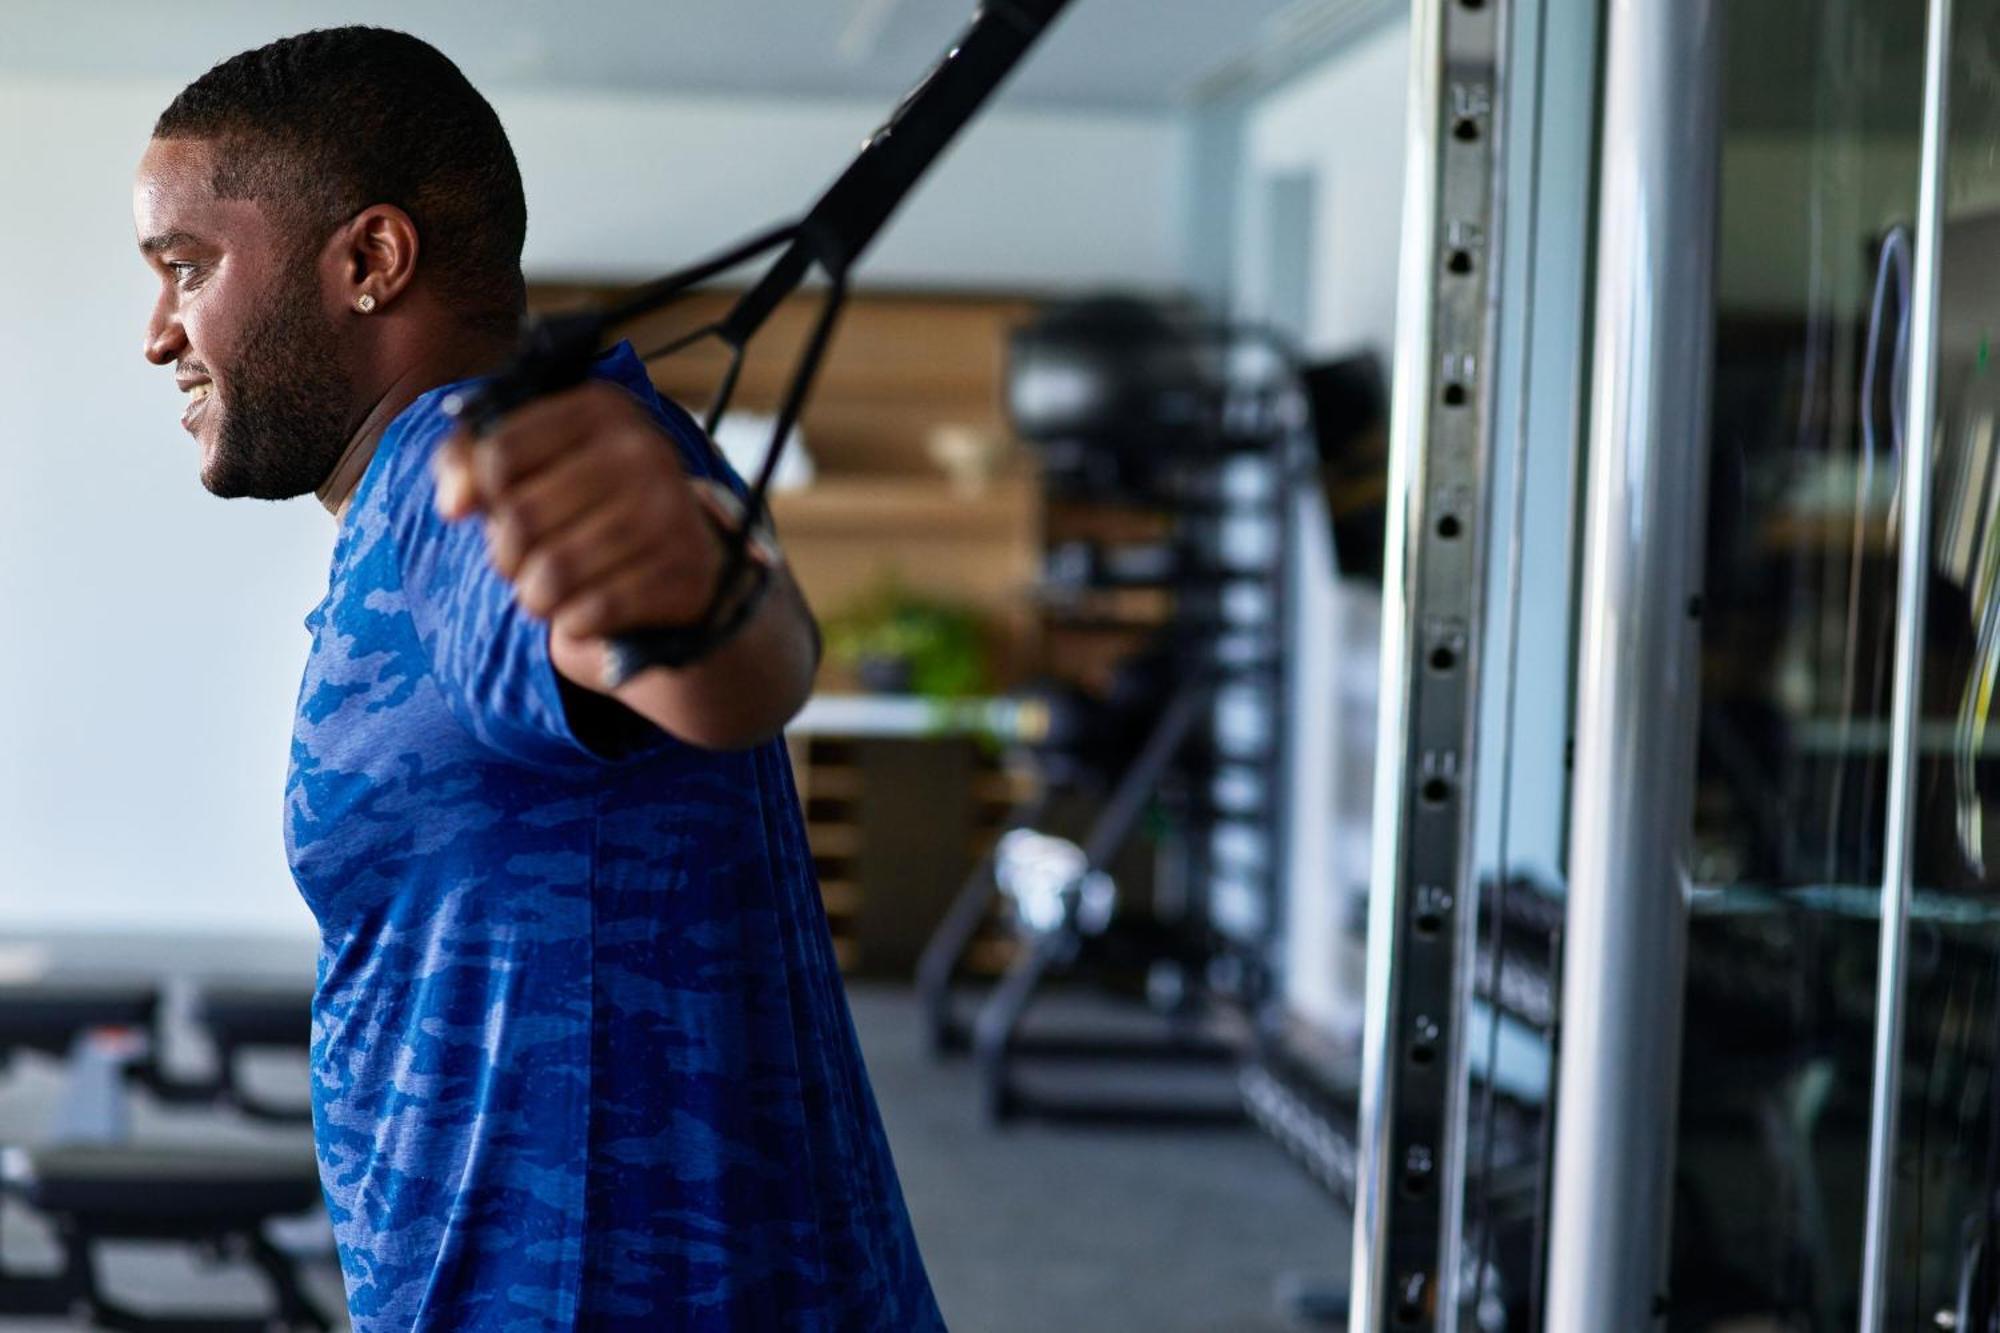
[917,298,1303,1125]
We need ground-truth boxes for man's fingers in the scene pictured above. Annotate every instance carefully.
[457,383,652,501]
[550,547,716,641]
[511,493,665,618]
[481,450,643,579]
[433,436,480,520]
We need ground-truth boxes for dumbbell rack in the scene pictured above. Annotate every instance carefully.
[918,318,1303,1126]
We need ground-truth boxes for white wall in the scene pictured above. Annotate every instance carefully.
[0,75,328,939]
[1233,22,1412,360]
[1218,20,1412,1034]
[508,88,1183,290]
[0,73,1184,938]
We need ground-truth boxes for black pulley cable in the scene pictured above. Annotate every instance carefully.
[448,0,1075,686]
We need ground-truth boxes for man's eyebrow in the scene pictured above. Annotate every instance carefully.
[138,230,202,255]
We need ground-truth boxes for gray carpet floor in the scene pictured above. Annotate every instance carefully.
[851,984,1350,1333]
[0,972,1349,1332]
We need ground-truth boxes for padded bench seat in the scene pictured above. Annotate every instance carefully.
[0,979,160,1060]
[0,1143,332,1330]
[3,1143,322,1234]
[189,982,316,1123]
[195,984,313,1052]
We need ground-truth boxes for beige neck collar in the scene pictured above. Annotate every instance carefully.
[316,430,380,520]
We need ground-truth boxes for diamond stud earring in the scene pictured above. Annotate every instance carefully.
[357,294,377,313]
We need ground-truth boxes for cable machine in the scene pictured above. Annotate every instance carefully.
[1353,0,1979,1328]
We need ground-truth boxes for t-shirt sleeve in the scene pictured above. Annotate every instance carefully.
[384,396,683,774]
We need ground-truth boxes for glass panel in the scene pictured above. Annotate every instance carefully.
[1671,1,1927,1327]
[1886,6,2000,1325]
[1447,0,1599,1323]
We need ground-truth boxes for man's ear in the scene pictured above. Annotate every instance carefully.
[333,204,419,314]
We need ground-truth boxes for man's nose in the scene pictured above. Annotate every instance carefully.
[143,297,185,367]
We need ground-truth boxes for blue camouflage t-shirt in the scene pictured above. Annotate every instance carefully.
[285,342,943,1331]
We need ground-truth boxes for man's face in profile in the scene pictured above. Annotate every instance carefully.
[134,136,355,500]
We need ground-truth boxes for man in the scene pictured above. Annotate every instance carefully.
[134,26,943,1331]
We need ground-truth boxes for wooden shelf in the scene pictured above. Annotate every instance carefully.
[802,766,863,800]
[806,823,862,858]
[772,479,1041,689]
[790,730,1035,980]
[530,283,1037,476]
[769,477,1036,538]
[971,771,1036,805]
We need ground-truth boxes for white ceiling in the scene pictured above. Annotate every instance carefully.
[1,0,1402,112]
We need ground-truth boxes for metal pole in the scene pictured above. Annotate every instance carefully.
[1349,0,1443,1304]
[1352,0,1509,1325]
[1542,1,1720,1328]
[1859,0,1952,1324]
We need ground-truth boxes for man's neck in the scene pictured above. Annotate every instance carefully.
[320,334,517,521]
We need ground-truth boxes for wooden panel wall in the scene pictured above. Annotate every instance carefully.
[530,283,1038,475]
[529,283,1045,688]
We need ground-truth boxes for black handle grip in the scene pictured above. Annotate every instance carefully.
[448,310,605,434]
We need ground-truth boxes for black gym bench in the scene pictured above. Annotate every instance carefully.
[0,976,331,1332]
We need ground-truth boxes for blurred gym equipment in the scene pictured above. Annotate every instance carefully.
[917,297,1305,1125]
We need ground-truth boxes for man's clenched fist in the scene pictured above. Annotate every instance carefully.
[433,382,726,652]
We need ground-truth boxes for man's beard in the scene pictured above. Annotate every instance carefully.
[202,267,355,501]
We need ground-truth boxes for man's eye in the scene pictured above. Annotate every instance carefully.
[166,261,200,286]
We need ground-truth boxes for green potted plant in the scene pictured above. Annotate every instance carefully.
[824,577,988,699]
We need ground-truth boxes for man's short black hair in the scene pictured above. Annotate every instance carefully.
[155,26,527,337]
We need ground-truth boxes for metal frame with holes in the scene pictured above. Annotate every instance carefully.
[1350,0,1509,1327]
